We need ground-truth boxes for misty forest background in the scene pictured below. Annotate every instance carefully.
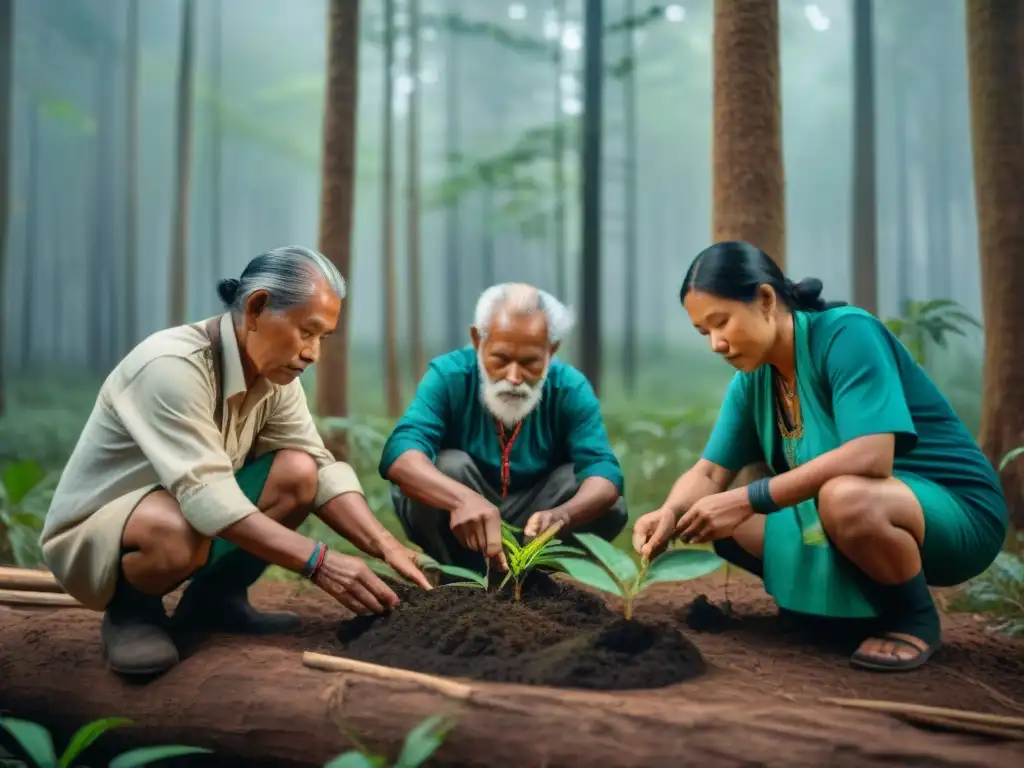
[0,0,1021,623]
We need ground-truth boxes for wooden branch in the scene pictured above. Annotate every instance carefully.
[302,651,473,700]
[0,567,64,592]
[820,697,1024,729]
[0,589,81,608]
[896,713,1024,741]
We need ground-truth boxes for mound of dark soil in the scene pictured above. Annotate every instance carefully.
[334,573,706,690]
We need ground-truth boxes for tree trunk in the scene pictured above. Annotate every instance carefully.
[711,0,785,268]
[965,0,1024,528]
[208,0,223,296]
[850,0,877,315]
[552,0,568,301]
[622,0,638,394]
[406,0,425,380]
[168,0,196,326]
[123,0,140,350]
[0,609,1018,768]
[579,0,603,394]
[381,0,402,417]
[315,0,361,456]
[444,0,463,352]
[0,0,11,414]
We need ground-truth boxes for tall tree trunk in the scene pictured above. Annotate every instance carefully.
[209,0,223,292]
[965,0,1024,529]
[382,0,401,416]
[711,0,785,267]
[622,0,638,394]
[850,0,877,314]
[169,0,195,326]
[444,0,463,352]
[316,0,360,451]
[92,63,117,369]
[579,0,603,394]
[892,64,910,313]
[20,105,38,367]
[0,0,11,414]
[123,0,140,350]
[406,0,425,380]
[552,0,568,301]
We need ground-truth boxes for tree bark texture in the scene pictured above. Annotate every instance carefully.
[965,0,1024,528]
[0,0,11,416]
[711,0,786,269]
[168,0,195,326]
[315,0,360,439]
[0,607,1019,768]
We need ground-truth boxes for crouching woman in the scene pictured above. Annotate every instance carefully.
[633,241,1007,672]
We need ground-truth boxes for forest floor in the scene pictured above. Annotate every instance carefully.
[2,569,1023,767]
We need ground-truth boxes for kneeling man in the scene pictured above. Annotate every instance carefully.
[41,245,429,679]
[379,283,627,571]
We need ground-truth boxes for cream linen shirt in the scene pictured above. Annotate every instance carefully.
[41,312,363,542]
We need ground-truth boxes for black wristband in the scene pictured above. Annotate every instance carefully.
[747,477,781,514]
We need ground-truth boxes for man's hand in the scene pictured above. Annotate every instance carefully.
[312,550,402,615]
[523,509,571,539]
[631,507,678,559]
[449,495,507,570]
[379,541,434,591]
[676,487,753,544]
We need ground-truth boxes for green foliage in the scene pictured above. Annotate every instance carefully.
[498,521,585,600]
[948,549,1024,636]
[324,714,453,768]
[883,299,982,368]
[551,533,725,619]
[0,459,51,567]
[0,716,210,768]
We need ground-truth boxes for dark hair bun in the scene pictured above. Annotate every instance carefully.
[217,278,241,305]
[791,277,824,307]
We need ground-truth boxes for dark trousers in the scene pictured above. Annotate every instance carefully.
[392,449,628,571]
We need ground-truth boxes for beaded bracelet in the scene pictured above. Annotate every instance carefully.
[303,541,328,580]
[747,477,781,515]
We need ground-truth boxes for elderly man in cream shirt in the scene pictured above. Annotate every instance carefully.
[41,245,431,679]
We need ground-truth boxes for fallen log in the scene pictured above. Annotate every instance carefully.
[0,607,1020,768]
[0,589,80,608]
[0,567,64,592]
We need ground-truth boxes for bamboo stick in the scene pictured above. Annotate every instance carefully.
[0,567,64,592]
[0,589,81,608]
[820,697,1024,729]
[302,650,473,700]
[896,712,1024,741]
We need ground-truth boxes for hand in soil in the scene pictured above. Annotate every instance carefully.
[380,542,434,591]
[523,509,570,539]
[676,488,753,544]
[632,507,678,559]
[449,495,507,568]
[312,550,401,615]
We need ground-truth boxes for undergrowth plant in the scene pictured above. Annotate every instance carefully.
[497,521,585,601]
[0,460,51,567]
[0,716,210,768]
[324,713,453,768]
[551,533,725,620]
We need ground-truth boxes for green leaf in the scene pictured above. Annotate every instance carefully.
[641,548,725,587]
[2,460,47,505]
[573,533,638,583]
[421,563,487,587]
[439,581,486,590]
[998,446,1024,472]
[0,718,57,768]
[59,717,133,768]
[323,751,381,768]
[394,714,453,767]
[550,557,624,597]
[107,745,213,768]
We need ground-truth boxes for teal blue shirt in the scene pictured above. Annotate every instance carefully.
[702,309,1007,532]
[378,347,624,496]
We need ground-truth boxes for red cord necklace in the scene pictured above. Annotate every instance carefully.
[495,420,522,499]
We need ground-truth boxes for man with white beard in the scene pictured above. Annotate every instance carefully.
[379,283,627,572]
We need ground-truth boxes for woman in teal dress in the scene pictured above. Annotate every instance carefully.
[633,241,1008,672]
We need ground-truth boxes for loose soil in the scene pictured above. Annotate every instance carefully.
[335,573,705,690]
[1,570,1023,767]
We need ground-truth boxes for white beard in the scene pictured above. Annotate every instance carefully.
[477,350,548,428]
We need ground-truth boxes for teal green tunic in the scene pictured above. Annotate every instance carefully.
[703,306,1007,618]
[378,347,624,496]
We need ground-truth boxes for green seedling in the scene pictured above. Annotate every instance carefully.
[498,520,586,601]
[364,555,489,591]
[0,715,211,768]
[551,533,725,620]
[324,713,454,768]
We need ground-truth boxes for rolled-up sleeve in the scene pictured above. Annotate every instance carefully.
[252,379,364,508]
[113,356,260,537]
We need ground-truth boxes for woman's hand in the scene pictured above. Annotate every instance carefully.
[676,487,753,544]
[631,507,679,559]
[379,541,435,591]
[312,550,402,615]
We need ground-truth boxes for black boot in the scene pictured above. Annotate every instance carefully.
[172,547,301,635]
[101,576,179,678]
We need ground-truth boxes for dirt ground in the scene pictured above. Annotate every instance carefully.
[1,570,1023,767]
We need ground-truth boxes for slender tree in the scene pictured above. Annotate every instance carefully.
[552,0,568,302]
[316,0,361,438]
[123,0,140,349]
[965,0,1024,527]
[0,0,11,415]
[169,0,196,325]
[406,0,425,380]
[382,0,402,416]
[711,0,785,267]
[208,0,224,291]
[850,0,877,314]
[579,0,603,393]
[622,0,638,393]
[444,0,463,352]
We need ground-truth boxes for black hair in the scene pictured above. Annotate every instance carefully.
[213,245,346,315]
[679,241,846,313]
